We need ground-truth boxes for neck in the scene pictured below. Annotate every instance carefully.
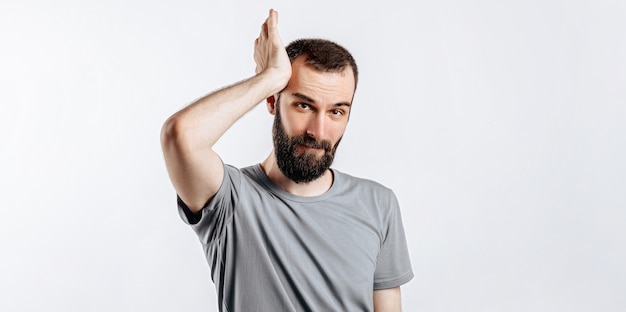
[260,151,333,197]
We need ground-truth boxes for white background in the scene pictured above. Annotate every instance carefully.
[1,0,624,311]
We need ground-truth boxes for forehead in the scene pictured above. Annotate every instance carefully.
[283,57,356,105]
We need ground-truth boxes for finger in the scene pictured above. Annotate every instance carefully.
[268,9,278,34]
[259,12,271,39]
[260,21,268,39]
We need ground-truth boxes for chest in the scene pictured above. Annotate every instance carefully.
[232,198,382,286]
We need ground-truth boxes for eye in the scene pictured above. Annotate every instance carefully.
[297,103,312,110]
[330,109,344,116]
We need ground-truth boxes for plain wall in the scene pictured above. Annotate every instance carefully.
[1,0,624,311]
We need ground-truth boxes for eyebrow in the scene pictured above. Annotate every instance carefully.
[292,92,352,107]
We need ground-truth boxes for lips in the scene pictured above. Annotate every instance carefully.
[301,143,323,149]
[294,137,331,151]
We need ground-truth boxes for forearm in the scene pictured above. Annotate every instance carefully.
[162,70,284,150]
[373,287,402,312]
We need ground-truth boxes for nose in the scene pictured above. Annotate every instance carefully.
[306,113,326,140]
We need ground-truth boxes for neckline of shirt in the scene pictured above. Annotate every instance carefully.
[249,164,340,203]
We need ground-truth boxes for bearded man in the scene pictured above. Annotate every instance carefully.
[161,9,413,312]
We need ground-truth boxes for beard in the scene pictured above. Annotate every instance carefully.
[273,103,342,183]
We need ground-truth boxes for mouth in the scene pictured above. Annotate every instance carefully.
[296,143,324,154]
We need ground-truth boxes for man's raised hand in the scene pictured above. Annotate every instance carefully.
[254,9,292,94]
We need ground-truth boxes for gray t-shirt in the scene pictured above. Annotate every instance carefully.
[178,164,413,311]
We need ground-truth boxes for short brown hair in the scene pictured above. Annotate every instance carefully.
[285,38,358,89]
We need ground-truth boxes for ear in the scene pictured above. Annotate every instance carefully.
[266,95,276,115]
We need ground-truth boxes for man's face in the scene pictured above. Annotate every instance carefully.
[271,56,356,183]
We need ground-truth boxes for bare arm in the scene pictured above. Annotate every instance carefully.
[373,287,402,312]
[160,9,291,212]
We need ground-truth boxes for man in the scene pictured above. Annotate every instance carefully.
[161,9,413,311]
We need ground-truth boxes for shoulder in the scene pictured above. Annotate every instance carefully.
[223,164,261,181]
[212,164,257,195]
[226,164,274,194]
[332,168,397,202]
[332,169,403,231]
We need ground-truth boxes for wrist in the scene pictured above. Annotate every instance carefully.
[258,67,291,95]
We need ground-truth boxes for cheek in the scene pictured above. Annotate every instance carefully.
[329,122,348,142]
[280,111,307,135]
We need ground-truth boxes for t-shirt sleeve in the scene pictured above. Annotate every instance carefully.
[373,191,414,290]
[177,164,241,245]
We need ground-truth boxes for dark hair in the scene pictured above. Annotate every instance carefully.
[285,38,358,89]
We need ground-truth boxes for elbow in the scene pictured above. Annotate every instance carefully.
[161,111,219,154]
[161,115,187,149]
